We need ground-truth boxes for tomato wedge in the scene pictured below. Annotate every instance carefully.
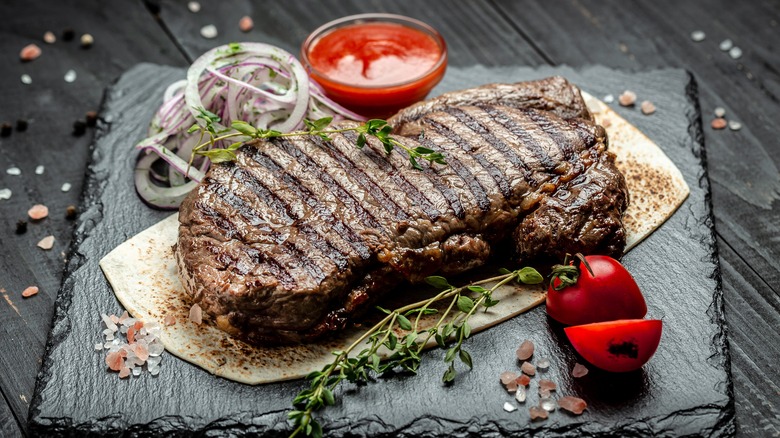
[546,255,647,326]
[565,319,662,372]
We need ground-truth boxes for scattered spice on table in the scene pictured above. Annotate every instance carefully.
[1,123,12,137]
[28,204,49,220]
[62,28,75,41]
[728,120,742,131]
[728,47,742,59]
[200,24,218,39]
[572,362,589,378]
[0,189,11,201]
[15,220,27,234]
[65,205,78,220]
[539,397,556,412]
[85,111,98,127]
[516,374,531,386]
[603,94,614,104]
[719,39,733,51]
[37,235,55,250]
[80,33,94,48]
[163,314,177,326]
[690,30,706,42]
[538,379,557,397]
[514,386,527,403]
[641,100,656,115]
[98,312,166,378]
[16,119,28,132]
[64,69,77,83]
[714,107,726,118]
[20,74,32,85]
[521,361,536,376]
[529,406,548,420]
[61,182,72,192]
[43,31,56,44]
[187,1,201,12]
[35,165,44,175]
[73,120,86,136]
[618,90,636,106]
[558,396,588,415]
[6,167,21,176]
[503,402,518,412]
[20,44,42,62]
[239,16,254,32]
[711,118,727,130]
[536,357,550,370]
[22,286,39,298]
[516,339,534,361]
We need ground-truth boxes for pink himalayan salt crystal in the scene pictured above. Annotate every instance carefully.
[28,204,49,220]
[505,380,518,393]
[618,90,637,107]
[110,314,120,324]
[133,320,144,331]
[516,374,531,386]
[239,16,254,32]
[22,286,39,298]
[127,326,136,344]
[164,314,177,326]
[558,396,588,415]
[189,303,203,325]
[20,44,42,62]
[529,406,548,421]
[572,363,589,378]
[516,339,534,361]
[521,361,536,376]
[134,342,149,362]
[105,351,124,371]
[118,311,129,323]
[538,379,557,397]
[500,371,518,385]
[118,367,131,379]
[641,100,656,115]
[37,235,55,250]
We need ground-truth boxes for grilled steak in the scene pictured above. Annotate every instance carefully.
[175,77,629,344]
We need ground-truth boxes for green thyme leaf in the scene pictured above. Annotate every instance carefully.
[425,276,452,290]
[459,349,473,369]
[517,267,544,284]
[457,295,475,313]
[396,313,412,331]
[196,148,237,163]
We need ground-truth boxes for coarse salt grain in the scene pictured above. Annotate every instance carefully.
[239,16,254,32]
[200,24,218,39]
[61,182,72,192]
[516,374,531,386]
[187,1,201,12]
[529,406,548,420]
[94,343,103,351]
[163,314,176,326]
[539,397,556,412]
[521,361,536,376]
[20,44,42,62]
[28,204,49,220]
[711,118,727,130]
[714,107,726,118]
[35,165,44,175]
[22,286,39,298]
[119,367,131,378]
[640,100,656,115]
[729,120,742,131]
[37,235,55,250]
[516,339,534,361]
[515,386,527,403]
[80,34,94,48]
[21,74,32,85]
[0,189,10,200]
[105,351,124,371]
[7,167,21,176]
[536,357,550,370]
[729,46,742,59]
[500,371,518,385]
[189,303,203,324]
[690,30,706,42]
[539,379,557,395]
[503,402,517,412]
[558,396,588,415]
[64,69,77,83]
[618,90,637,107]
[43,31,56,44]
[719,39,733,51]
[572,362,589,378]
[603,94,614,104]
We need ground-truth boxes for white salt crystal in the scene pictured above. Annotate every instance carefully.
[536,358,550,371]
[200,24,218,39]
[94,343,103,351]
[0,189,11,200]
[101,313,118,331]
[515,386,527,403]
[64,69,77,83]
[503,402,517,412]
[6,167,21,176]
[603,94,614,104]
[148,343,165,357]
[35,165,44,175]
[187,1,201,12]
[132,367,141,377]
[61,182,72,192]
[21,74,32,85]
[540,397,556,412]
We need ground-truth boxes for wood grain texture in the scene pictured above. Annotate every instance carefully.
[153,0,546,67]
[489,0,780,434]
[0,0,187,433]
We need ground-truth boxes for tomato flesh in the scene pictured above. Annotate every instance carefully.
[546,255,647,326]
[565,319,662,372]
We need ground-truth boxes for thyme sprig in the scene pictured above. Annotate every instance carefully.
[287,267,544,438]
[186,109,445,171]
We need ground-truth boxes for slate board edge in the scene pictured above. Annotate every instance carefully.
[27,63,735,437]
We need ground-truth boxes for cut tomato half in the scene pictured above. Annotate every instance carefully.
[564,319,662,372]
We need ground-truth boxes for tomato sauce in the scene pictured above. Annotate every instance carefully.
[303,20,447,117]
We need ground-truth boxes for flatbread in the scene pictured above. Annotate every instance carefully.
[100,93,689,385]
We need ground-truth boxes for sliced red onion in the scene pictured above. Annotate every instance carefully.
[134,42,367,209]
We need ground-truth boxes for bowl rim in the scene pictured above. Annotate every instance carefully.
[301,13,448,91]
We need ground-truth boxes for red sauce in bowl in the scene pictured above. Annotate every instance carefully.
[302,14,447,118]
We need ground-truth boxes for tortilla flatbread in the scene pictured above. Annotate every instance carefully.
[100,92,689,385]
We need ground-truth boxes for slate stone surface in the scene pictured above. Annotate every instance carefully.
[29,64,734,437]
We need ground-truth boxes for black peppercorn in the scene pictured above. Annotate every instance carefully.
[85,111,98,127]
[15,220,28,234]
[73,120,87,136]
[16,119,28,132]
[1,122,11,137]
[62,28,75,41]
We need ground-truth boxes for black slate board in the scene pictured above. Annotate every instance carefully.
[29,64,734,437]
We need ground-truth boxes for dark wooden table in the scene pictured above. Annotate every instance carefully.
[1,1,777,436]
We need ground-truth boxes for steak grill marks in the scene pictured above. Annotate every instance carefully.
[422,115,512,199]
[229,165,352,269]
[242,146,373,262]
[480,106,560,171]
[444,107,538,188]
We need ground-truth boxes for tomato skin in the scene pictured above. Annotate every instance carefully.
[546,255,647,326]
[565,319,662,372]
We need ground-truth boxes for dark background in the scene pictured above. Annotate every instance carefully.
[0,0,778,436]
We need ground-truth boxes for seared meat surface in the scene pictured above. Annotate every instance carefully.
[175,77,628,344]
